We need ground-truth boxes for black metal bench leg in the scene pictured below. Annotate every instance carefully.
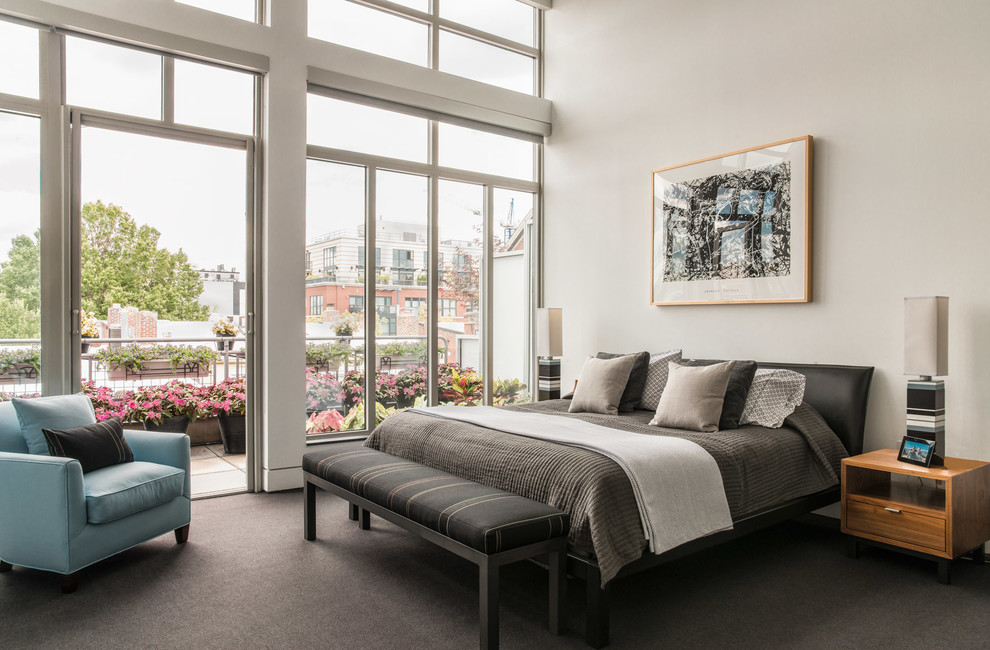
[585,565,610,649]
[480,557,499,650]
[304,480,316,541]
[548,545,567,635]
[348,503,359,521]
[358,507,370,530]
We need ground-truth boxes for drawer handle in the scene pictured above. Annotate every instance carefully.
[884,507,902,514]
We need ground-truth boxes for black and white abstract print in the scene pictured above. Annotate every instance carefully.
[662,161,791,282]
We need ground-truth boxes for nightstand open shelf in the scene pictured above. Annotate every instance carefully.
[841,449,990,584]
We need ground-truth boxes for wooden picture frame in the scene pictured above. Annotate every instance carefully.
[651,136,813,305]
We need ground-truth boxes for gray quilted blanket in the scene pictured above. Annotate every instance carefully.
[365,400,847,585]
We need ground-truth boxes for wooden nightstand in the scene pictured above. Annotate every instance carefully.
[841,449,990,583]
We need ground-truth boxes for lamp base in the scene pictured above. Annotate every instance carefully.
[907,379,945,466]
[538,357,561,400]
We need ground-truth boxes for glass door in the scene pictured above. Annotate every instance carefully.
[71,113,256,496]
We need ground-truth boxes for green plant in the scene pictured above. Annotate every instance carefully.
[93,343,220,372]
[211,319,239,336]
[375,340,427,358]
[81,312,100,338]
[0,346,41,374]
[306,408,345,433]
[341,401,395,431]
[210,377,246,415]
[493,377,528,406]
[331,311,361,336]
[305,341,352,367]
[126,381,201,424]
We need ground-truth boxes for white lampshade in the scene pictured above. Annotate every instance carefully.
[536,308,562,358]
[904,296,948,378]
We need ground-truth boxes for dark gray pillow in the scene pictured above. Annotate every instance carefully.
[681,359,758,429]
[42,419,133,473]
[569,355,637,416]
[595,351,650,413]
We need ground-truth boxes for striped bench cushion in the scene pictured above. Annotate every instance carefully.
[303,442,569,555]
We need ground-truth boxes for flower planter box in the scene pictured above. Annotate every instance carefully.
[0,363,40,384]
[105,359,210,382]
[377,356,424,372]
[124,417,222,446]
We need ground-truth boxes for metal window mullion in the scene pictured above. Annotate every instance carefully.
[436,19,539,59]
[364,166,377,425]
[66,107,82,395]
[306,143,433,177]
[163,56,175,125]
[482,185,493,406]
[347,0,537,57]
[244,136,259,492]
[0,93,42,114]
[39,28,69,396]
[77,111,249,150]
[427,122,440,406]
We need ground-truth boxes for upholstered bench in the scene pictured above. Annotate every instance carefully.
[303,442,569,650]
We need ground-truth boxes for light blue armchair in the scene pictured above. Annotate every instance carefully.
[0,399,191,593]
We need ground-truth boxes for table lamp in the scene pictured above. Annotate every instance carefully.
[904,296,948,466]
[536,308,562,400]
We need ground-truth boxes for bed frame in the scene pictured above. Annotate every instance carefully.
[569,362,874,648]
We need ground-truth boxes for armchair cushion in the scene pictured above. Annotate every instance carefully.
[12,394,97,456]
[43,419,133,473]
[84,461,185,524]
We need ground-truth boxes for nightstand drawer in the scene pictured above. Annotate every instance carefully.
[845,500,945,551]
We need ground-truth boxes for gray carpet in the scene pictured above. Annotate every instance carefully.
[1,491,989,649]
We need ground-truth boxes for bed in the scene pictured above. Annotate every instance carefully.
[364,362,874,647]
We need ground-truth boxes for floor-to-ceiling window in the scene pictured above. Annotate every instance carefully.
[0,20,42,396]
[304,90,539,438]
[0,15,262,496]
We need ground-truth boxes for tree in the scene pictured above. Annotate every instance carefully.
[0,231,41,313]
[81,201,208,320]
[0,231,41,338]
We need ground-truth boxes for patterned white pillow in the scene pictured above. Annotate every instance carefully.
[638,349,683,410]
[740,369,806,428]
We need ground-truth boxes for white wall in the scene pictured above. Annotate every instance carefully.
[544,0,990,459]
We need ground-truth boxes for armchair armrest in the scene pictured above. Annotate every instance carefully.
[0,451,87,572]
[123,430,191,497]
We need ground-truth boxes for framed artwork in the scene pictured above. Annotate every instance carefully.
[651,136,813,305]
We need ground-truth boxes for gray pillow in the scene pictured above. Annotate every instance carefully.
[596,351,650,413]
[639,349,683,410]
[569,355,637,416]
[680,359,758,429]
[649,361,735,432]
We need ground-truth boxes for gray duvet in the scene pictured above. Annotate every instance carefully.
[365,399,847,584]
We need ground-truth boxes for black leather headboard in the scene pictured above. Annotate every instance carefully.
[757,363,874,456]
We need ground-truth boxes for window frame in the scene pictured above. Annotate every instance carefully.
[311,0,542,96]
